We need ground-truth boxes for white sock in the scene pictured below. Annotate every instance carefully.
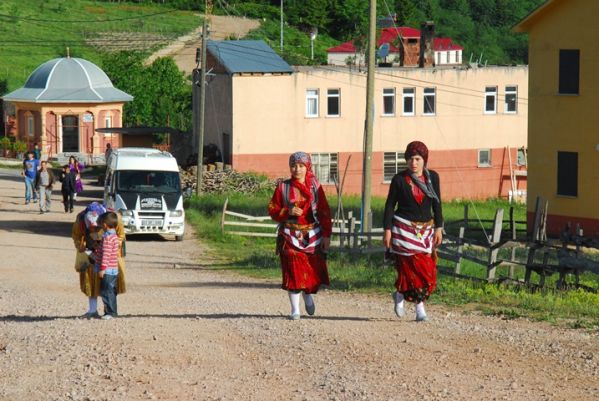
[302,292,314,308]
[416,302,426,317]
[395,292,405,307]
[288,291,301,316]
[88,297,97,314]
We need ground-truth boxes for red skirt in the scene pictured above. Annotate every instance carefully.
[279,241,329,293]
[394,253,437,303]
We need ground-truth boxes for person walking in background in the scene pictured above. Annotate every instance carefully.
[268,151,332,320]
[33,142,41,161]
[68,156,85,199]
[60,164,76,213]
[105,143,113,165]
[96,211,121,320]
[21,151,40,204]
[35,160,55,214]
[383,141,443,322]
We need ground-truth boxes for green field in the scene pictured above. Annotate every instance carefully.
[0,0,201,91]
[185,192,599,330]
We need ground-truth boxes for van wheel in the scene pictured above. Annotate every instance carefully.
[175,235,184,241]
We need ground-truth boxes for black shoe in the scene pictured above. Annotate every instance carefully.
[70,209,74,213]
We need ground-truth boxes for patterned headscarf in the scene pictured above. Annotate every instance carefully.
[288,151,312,171]
[84,202,107,228]
[405,141,429,165]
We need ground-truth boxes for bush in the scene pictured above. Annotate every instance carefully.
[12,140,28,155]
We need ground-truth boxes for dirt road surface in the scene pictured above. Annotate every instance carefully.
[0,169,597,401]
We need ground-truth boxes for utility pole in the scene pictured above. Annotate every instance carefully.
[361,0,376,232]
[280,0,284,52]
[195,0,211,195]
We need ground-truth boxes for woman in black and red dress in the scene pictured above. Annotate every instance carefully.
[268,152,332,320]
[383,141,443,321]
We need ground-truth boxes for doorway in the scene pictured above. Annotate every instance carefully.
[62,115,79,152]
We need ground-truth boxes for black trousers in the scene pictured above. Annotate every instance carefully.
[61,190,74,211]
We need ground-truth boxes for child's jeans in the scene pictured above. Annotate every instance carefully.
[100,273,118,316]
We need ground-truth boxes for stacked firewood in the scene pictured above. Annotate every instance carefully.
[179,166,279,194]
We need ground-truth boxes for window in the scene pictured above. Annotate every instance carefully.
[312,153,338,184]
[27,116,34,137]
[305,89,319,117]
[557,151,578,196]
[517,148,527,166]
[484,86,497,114]
[104,116,112,135]
[423,87,436,115]
[383,152,407,182]
[505,86,518,113]
[478,149,491,167]
[559,49,580,95]
[402,88,415,116]
[327,89,340,117]
[382,88,395,116]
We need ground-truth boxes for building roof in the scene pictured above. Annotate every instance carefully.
[207,40,293,74]
[327,27,462,53]
[513,0,556,32]
[2,57,133,104]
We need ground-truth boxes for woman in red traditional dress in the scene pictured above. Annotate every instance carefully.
[268,152,332,320]
[383,141,443,321]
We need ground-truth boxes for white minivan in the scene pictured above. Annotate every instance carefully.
[104,147,185,241]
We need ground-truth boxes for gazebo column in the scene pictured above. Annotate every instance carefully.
[57,114,63,153]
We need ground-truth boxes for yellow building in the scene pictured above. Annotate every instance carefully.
[515,0,599,238]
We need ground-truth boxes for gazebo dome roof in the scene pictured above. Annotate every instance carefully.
[2,57,133,103]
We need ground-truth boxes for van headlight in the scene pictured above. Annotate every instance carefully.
[120,209,133,217]
[169,210,183,217]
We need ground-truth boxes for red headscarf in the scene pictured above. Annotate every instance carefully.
[405,141,429,165]
[288,151,319,209]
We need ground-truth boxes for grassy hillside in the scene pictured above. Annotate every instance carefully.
[0,0,201,91]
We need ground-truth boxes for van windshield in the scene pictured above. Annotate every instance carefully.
[115,170,181,194]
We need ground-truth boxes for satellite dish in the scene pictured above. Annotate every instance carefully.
[309,28,318,41]
[377,43,390,58]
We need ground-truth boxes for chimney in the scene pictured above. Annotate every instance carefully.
[419,21,435,68]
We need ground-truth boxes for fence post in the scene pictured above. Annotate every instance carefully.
[487,208,504,281]
[455,226,465,275]
[348,211,354,249]
[221,197,229,235]
[509,206,516,278]
[367,211,373,248]
[463,204,469,227]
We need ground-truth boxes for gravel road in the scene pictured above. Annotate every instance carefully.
[0,169,597,401]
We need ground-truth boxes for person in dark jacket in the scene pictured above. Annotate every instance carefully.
[60,164,77,213]
[383,141,443,322]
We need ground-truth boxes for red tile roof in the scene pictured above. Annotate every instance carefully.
[327,27,462,53]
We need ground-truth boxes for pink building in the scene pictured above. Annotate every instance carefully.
[204,40,528,201]
[2,57,133,163]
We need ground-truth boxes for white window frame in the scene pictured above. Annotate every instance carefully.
[382,88,395,116]
[27,115,34,137]
[104,115,112,135]
[484,86,497,114]
[326,88,340,117]
[311,153,338,184]
[423,87,436,116]
[478,149,491,167]
[383,152,407,182]
[504,86,518,114]
[305,89,319,118]
[402,88,415,116]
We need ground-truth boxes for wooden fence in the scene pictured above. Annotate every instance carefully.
[220,197,599,292]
